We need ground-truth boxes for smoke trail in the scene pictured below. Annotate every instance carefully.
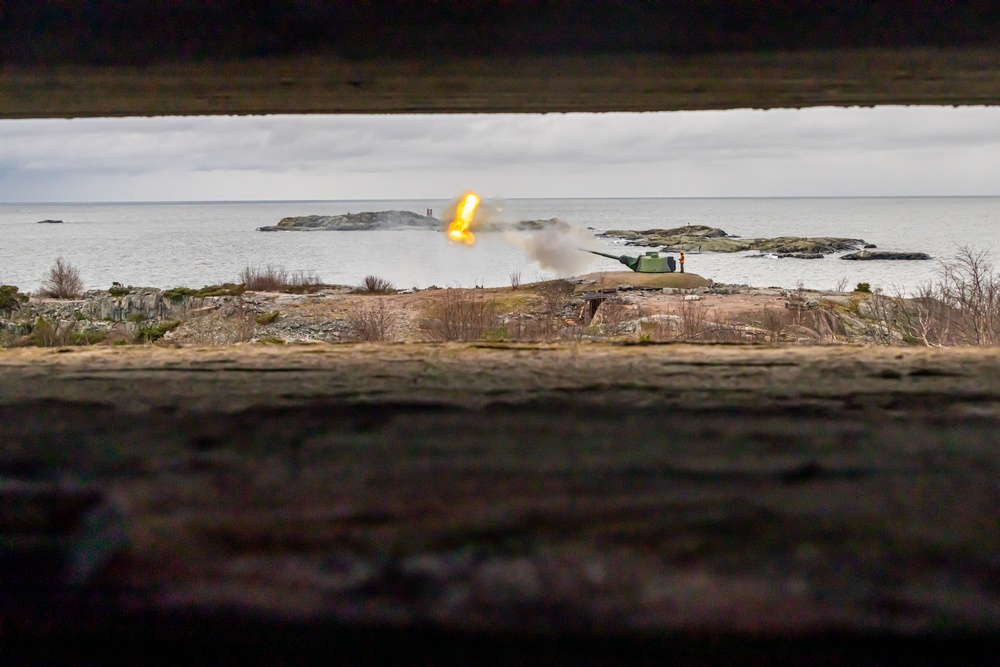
[442,193,598,275]
[503,219,598,276]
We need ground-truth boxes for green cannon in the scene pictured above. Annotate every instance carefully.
[583,249,677,273]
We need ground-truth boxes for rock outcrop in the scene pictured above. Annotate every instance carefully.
[748,252,825,259]
[841,251,932,260]
[600,225,865,255]
[258,210,440,232]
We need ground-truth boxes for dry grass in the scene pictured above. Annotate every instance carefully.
[39,257,84,299]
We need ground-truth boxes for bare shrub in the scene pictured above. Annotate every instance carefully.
[345,300,397,342]
[537,280,574,316]
[848,248,1000,347]
[834,276,850,293]
[759,306,786,343]
[509,270,522,290]
[936,246,1000,346]
[706,314,752,343]
[286,271,325,293]
[639,315,679,342]
[29,316,71,347]
[421,289,499,341]
[891,284,959,346]
[240,265,289,292]
[504,314,557,342]
[40,257,84,299]
[357,275,397,294]
[560,324,586,342]
[676,299,710,341]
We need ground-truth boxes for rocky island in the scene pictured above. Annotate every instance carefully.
[841,250,932,260]
[258,211,563,233]
[257,210,440,232]
[599,225,867,255]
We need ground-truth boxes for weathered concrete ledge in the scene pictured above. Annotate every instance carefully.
[1,344,999,664]
[6,49,1000,119]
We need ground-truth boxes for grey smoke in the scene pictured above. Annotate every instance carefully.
[503,219,599,276]
[442,194,599,275]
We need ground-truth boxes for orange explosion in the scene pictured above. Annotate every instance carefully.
[447,192,481,245]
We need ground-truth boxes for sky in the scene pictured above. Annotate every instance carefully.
[2,106,999,202]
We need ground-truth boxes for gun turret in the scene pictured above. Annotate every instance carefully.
[581,249,676,273]
[583,249,640,271]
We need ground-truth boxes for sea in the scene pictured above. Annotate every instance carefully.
[2,197,999,294]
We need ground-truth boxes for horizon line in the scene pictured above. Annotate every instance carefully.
[3,194,999,206]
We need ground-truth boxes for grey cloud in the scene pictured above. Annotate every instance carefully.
[1,106,999,201]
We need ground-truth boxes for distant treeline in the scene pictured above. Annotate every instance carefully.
[4,0,1000,65]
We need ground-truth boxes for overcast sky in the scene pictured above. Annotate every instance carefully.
[2,106,999,202]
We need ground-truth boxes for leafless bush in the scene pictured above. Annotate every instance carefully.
[286,271,325,293]
[835,276,850,293]
[936,246,1000,345]
[848,248,1000,347]
[759,306,786,342]
[509,270,522,290]
[639,316,678,342]
[676,299,710,341]
[345,300,397,342]
[890,284,959,346]
[357,275,397,294]
[502,312,567,342]
[39,257,84,299]
[537,280,574,317]
[421,289,499,341]
[28,316,72,346]
[240,265,289,292]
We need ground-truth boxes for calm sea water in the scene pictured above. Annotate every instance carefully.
[2,198,999,293]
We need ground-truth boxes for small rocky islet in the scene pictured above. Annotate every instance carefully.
[257,210,563,233]
[257,210,439,232]
[598,224,929,259]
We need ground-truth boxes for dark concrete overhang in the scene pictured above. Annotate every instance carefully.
[5,49,1000,119]
[3,2,1000,118]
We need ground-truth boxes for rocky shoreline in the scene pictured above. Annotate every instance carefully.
[0,272,964,349]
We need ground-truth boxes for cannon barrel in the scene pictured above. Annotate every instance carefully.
[580,249,640,270]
